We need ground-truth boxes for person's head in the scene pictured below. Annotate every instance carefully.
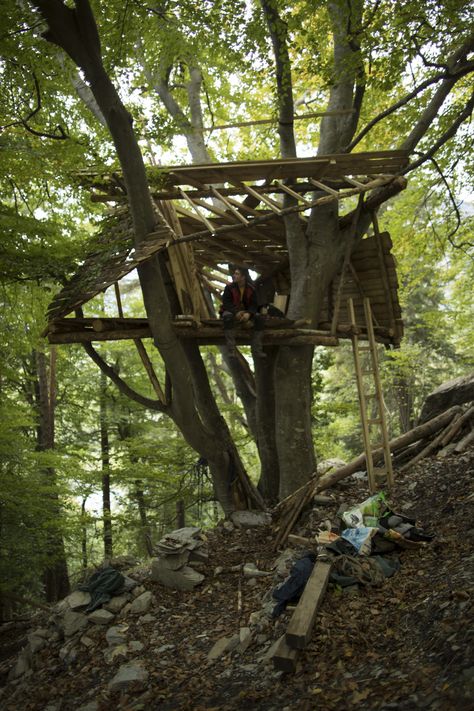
[232,266,249,287]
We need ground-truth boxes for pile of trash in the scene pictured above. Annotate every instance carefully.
[271,491,436,618]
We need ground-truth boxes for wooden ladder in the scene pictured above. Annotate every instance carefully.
[348,297,394,493]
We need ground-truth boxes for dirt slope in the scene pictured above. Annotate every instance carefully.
[1,447,473,711]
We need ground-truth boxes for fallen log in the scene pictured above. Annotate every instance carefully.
[272,405,463,546]
[398,414,462,473]
[440,405,474,447]
[315,405,463,492]
[454,428,474,453]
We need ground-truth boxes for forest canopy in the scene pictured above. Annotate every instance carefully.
[0,0,473,607]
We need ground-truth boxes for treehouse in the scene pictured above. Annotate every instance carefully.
[43,149,409,350]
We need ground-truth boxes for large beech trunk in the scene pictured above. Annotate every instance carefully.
[34,0,259,514]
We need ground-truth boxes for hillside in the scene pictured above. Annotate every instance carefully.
[1,446,473,711]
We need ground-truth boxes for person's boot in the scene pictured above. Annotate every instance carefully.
[251,329,267,359]
[224,328,238,358]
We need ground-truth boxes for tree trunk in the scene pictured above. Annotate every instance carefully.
[34,0,261,514]
[99,371,113,559]
[134,483,154,557]
[34,349,70,602]
[81,497,88,570]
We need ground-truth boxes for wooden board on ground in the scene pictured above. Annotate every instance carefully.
[285,560,332,650]
[271,634,300,673]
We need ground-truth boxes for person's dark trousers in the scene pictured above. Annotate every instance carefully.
[222,311,237,357]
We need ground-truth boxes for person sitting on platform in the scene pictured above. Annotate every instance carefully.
[220,267,266,359]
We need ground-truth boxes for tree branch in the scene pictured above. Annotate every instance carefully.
[259,0,296,158]
[347,34,474,153]
[82,341,167,412]
[1,73,68,139]
[402,88,474,172]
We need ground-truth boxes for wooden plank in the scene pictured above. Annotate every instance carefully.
[349,297,376,493]
[158,151,409,187]
[285,561,332,650]
[272,634,300,673]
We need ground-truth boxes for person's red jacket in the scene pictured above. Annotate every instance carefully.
[220,281,258,315]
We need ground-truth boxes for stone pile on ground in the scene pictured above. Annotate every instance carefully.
[150,526,208,591]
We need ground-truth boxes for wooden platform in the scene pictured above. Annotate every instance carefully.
[43,316,401,346]
[44,150,407,343]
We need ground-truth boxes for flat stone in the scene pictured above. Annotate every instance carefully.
[121,575,138,592]
[316,458,346,475]
[237,627,253,654]
[138,613,156,624]
[88,608,115,625]
[8,647,32,679]
[159,550,190,570]
[30,627,50,639]
[230,511,271,529]
[108,662,149,691]
[63,610,89,637]
[128,640,144,652]
[419,373,474,422]
[104,644,129,664]
[106,625,129,647]
[131,585,146,598]
[27,633,46,653]
[207,635,240,661]
[77,702,99,711]
[118,603,132,619]
[65,590,91,610]
[80,635,95,648]
[103,594,130,613]
[243,563,271,578]
[130,590,154,615]
[151,559,204,591]
[59,640,78,664]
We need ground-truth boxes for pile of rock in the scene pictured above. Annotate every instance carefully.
[150,526,208,591]
[7,571,154,684]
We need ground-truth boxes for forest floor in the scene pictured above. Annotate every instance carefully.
[0,446,473,711]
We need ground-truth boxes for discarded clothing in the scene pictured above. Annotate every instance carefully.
[271,552,317,618]
[330,554,398,588]
[78,567,125,612]
[378,511,435,543]
[325,538,359,557]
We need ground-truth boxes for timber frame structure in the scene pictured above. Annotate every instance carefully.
[43,149,408,348]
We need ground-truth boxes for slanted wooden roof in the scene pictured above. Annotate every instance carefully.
[44,150,407,346]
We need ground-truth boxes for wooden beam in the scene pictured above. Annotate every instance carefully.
[285,560,332,650]
[272,634,300,673]
[202,109,355,133]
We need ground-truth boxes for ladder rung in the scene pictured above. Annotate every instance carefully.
[365,393,377,398]
[361,369,374,375]
[358,346,372,352]
[367,418,382,425]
